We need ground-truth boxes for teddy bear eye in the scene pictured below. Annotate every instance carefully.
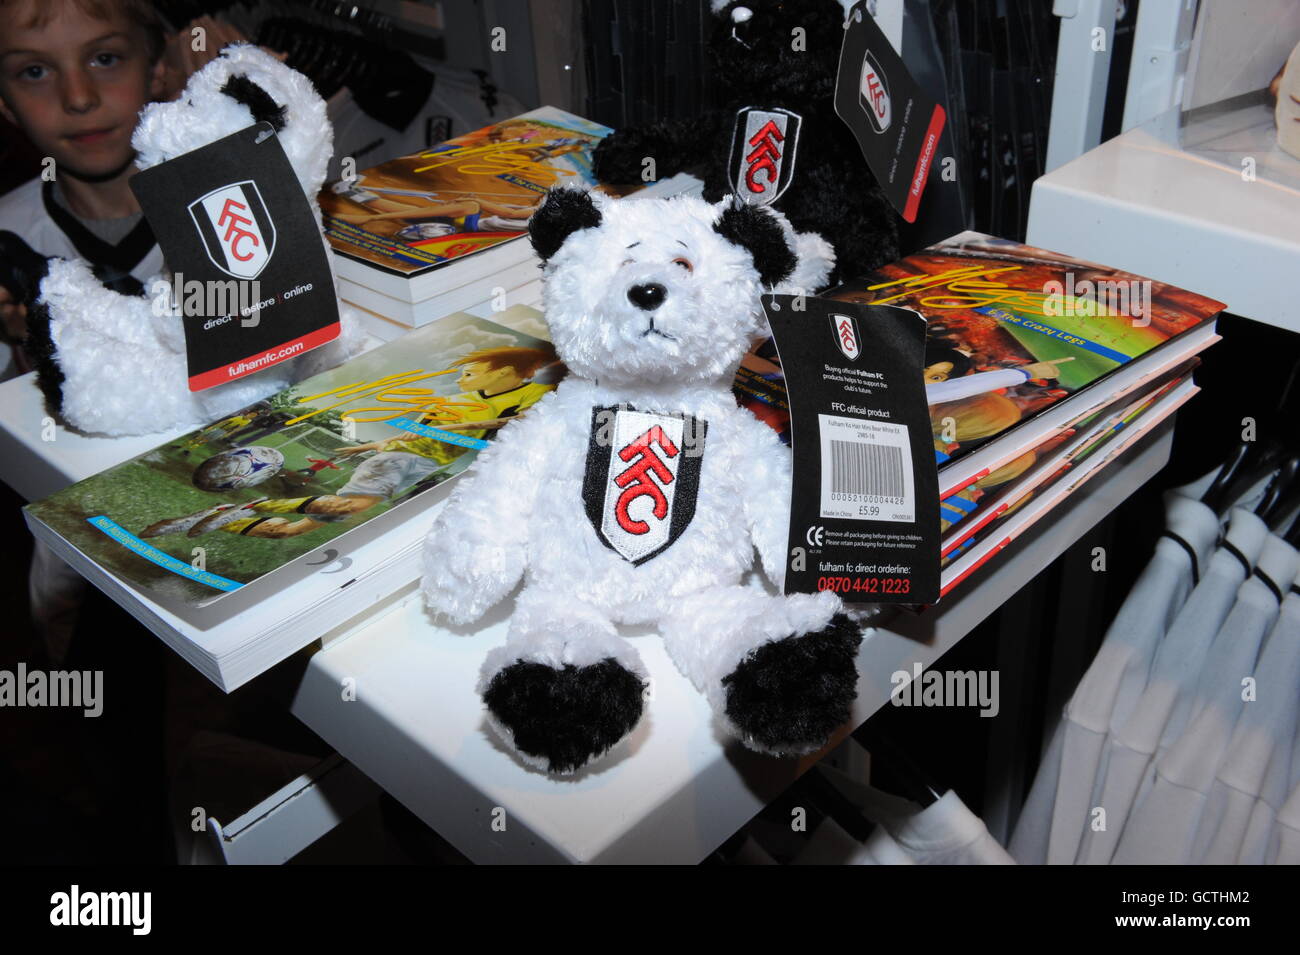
[672,257,694,272]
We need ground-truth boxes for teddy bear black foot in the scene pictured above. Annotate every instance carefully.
[722,614,863,756]
[483,658,646,774]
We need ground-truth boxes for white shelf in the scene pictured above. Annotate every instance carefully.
[288,424,1174,864]
[0,371,189,502]
[1027,111,1300,332]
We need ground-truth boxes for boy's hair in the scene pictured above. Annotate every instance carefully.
[3,0,167,64]
[454,344,557,379]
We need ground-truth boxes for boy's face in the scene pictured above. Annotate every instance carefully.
[456,360,521,394]
[0,0,164,181]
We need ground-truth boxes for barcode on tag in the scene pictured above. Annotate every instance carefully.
[829,440,905,498]
[817,414,915,523]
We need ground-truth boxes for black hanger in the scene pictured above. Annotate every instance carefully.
[1258,454,1300,528]
[853,723,943,808]
[1203,440,1286,516]
[803,768,876,843]
[1201,441,1253,512]
[1285,508,1300,549]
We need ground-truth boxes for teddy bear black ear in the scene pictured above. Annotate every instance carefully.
[219,74,288,132]
[713,201,797,287]
[529,188,603,262]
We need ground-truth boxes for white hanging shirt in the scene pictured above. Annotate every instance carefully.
[795,818,916,865]
[1195,581,1300,863]
[1009,716,1066,863]
[1044,491,1219,864]
[887,790,1016,864]
[796,792,1013,865]
[1112,535,1299,864]
[806,765,1014,864]
[1075,507,1268,864]
[1227,574,1300,864]
[1271,780,1300,864]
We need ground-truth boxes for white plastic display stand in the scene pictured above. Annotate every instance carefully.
[287,424,1175,864]
[1027,115,1300,331]
[1044,0,1117,172]
[199,753,380,865]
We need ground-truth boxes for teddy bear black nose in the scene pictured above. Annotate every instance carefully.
[627,282,667,311]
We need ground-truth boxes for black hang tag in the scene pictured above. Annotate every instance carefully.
[130,123,340,392]
[834,1,946,223]
[763,295,939,605]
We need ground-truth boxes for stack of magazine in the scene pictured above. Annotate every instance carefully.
[24,306,557,690]
[737,232,1224,599]
[319,106,699,339]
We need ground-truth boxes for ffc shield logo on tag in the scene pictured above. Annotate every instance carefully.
[832,313,861,361]
[859,52,891,132]
[188,181,276,280]
[728,107,801,205]
[583,406,707,565]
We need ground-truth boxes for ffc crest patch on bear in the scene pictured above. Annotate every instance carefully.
[582,406,708,565]
[728,107,801,206]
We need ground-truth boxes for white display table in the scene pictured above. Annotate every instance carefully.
[0,371,188,502]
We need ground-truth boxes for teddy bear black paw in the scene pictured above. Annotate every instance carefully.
[722,614,863,755]
[483,658,646,774]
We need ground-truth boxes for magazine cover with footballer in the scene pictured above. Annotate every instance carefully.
[320,106,611,277]
[828,232,1223,468]
[734,232,1223,470]
[25,308,560,608]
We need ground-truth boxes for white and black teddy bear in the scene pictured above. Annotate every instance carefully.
[421,186,863,775]
[22,45,371,437]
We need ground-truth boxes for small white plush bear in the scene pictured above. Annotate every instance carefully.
[26,45,371,437]
[421,187,862,774]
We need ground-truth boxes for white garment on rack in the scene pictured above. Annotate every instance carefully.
[795,818,915,865]
[1128,529,1299,824]
[795,791,1014,865]
[1272,781,1300,864]
[1196,589,1300,863]
[888,791,1016,864]
[1225,574,1300,864]
[1008,718,1065,863]
[1038,492,1219,864]
[1075,508,1268,864]
[1112,535,1299,864]
[1291,707,1300,791]
[809,766,1014,864]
